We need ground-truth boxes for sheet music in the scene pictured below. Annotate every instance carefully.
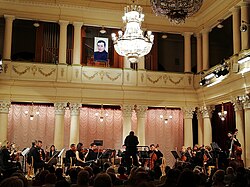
[58,148,65,157]
[21,147,30,156]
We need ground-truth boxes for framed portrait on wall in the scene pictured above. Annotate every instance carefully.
[94,37,109,62]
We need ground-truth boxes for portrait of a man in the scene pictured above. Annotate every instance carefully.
[94,37,109,62]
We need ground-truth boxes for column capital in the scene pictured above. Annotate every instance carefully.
[54,102,67,115]
[70,103,81,116]
[58,20,69,26]
[194,33,202,38]
[4,15,15,21]
[231,97,244,111]
[230,5,240,13]
[121,104,133,118]
[182,107,195,119]
[136,105,148,118]
[182,32,193,37]
[201,28,212,34]
[243,101,250,109]
[240,1,250,7]
[0,101,11,113]
[200,105,214,118]
[73,21,83,27]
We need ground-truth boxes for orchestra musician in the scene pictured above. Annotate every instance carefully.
[0,141,15,169]
[227,129,242,160]
[149,144,163,179]
[65,143,76,167]
[75,142,86,167]
[33,140,45,174]
[84,143,98,162]
[9,142,22,169]
[46,145,58,166]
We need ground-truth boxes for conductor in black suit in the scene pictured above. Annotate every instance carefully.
[124,131,139,170]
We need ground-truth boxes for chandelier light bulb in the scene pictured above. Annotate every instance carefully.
[36,111,39,115]
[169,115,173,119]
[100,116,104,122]
[164,119,168,124]
[30,115,34,120]
[25,110,28,114]
[160,114,163,119]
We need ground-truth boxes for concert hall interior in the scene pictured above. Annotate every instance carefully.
[0,0,250,185]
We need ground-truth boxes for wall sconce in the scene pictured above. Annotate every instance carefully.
[217,19,224,29]
[0,54,2,73]
[240,21,250,32]
[218,103,227,121]
[24,103,39,120]
[99,26,107,34]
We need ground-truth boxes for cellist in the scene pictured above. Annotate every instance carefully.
[149,144,163,179]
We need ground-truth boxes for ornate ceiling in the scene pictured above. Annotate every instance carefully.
[0,0,242,33]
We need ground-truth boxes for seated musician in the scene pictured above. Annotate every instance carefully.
[84,143,98,162]
[9,143,22,169]
[0,141,16,169]
[46,145,58,166]
[75,142,86,167]
[149,144,163,168]
[149,144,163,179]
[65,143,76,167]
[33,140,45,173]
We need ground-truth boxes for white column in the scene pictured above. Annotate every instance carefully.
[58,20,69,64]
[3,15,15,60]
[201,106,214,146]
[183,32,193,73]
[183,107,194,147]
[0,101,10,143]
[244,102,250,167]
[72,22,83,65]
[137,56,145,70]
[124,57,131,69]
[241,2,249,50]
[122,105,133,142]
[54,102,67,150]
[136,105,147,146]
[69,103,81,145]
[197,108,204,146]
[196,33,202,73]
[231,6,241,55]
[234,101,245,164]
[202,29,210,71]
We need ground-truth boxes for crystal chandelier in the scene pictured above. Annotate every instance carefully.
[111,3,154,63]
[150,0,203,24]
[159,107,173,124]
[218,103,227,121]
[95,104,108,122]
[24,103,39,120]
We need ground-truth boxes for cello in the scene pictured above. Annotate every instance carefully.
[149,144,159,170]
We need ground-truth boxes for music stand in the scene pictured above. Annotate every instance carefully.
[58,148,65,167]
[94,140,103,146]
[21,148,30,173]
[171,150,180,162]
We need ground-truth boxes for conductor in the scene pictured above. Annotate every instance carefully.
[124,131,139,170]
